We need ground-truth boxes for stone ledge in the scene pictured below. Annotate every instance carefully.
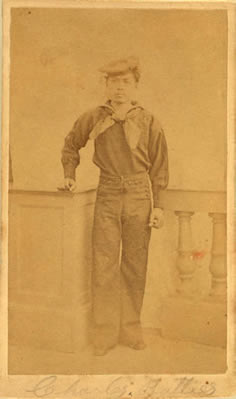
[159,296,227,348]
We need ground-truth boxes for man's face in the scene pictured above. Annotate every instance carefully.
[106,71,137,104]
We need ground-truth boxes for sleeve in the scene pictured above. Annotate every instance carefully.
[61,110,94,180]
[148,116,169,208]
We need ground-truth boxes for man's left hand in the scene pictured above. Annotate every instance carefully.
[149,208,164,229]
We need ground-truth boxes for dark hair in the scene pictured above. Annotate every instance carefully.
[106,67,141,83]
[132,67,141,83]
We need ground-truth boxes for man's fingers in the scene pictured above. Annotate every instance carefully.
[67,183,76,191]
[149,215,155,227]
[64,179,76,191]
[150,217,164,229]
[149,220,159,228]
[149,215,154,224]
[149,208,164,229]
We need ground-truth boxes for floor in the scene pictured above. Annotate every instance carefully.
[9,330,227,375]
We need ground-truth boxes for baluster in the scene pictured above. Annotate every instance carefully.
[175,211,195,295]
[208,213,227,297]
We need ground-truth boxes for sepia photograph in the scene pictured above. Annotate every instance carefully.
[1,0,235,392]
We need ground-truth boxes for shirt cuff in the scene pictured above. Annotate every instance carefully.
[63,164,76,180]
[152,185,163,208]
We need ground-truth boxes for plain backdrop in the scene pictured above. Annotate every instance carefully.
[10,8,227,191]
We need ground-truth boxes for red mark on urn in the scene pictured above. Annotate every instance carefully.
[192,250,206,260]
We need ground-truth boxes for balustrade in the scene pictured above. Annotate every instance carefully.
[160,189,227,300]
[173,210,227,299]
[208,213,227,297]
[175,211,195,295]
[8,187,227,351]
[159,191,227,347]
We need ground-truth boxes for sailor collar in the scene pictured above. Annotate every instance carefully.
[100,100,143,120]
[89,101,144,149]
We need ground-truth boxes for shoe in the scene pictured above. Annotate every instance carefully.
[119,339,147,350]
[94,347,109,356]
[128,341,147,350]
[93,344,115,356]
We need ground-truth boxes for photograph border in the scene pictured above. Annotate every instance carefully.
[1,0,235,398]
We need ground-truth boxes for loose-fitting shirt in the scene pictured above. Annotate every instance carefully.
[61,102,169,207]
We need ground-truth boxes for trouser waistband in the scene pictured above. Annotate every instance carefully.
[100,171,149,182]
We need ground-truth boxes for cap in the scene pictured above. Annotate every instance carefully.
[98,56,140,78]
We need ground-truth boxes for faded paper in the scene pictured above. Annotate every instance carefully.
[0,0,236,398]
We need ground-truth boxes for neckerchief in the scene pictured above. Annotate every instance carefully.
[89,101,144,150]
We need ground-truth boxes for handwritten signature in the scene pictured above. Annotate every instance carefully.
[26,375,216,398]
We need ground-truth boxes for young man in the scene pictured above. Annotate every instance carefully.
[61,56,169,356]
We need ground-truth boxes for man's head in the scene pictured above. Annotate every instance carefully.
[99,56,140,104]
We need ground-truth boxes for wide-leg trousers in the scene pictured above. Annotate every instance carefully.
[91,172,152,348]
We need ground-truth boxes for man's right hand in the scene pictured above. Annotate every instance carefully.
[64,178,76,191]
